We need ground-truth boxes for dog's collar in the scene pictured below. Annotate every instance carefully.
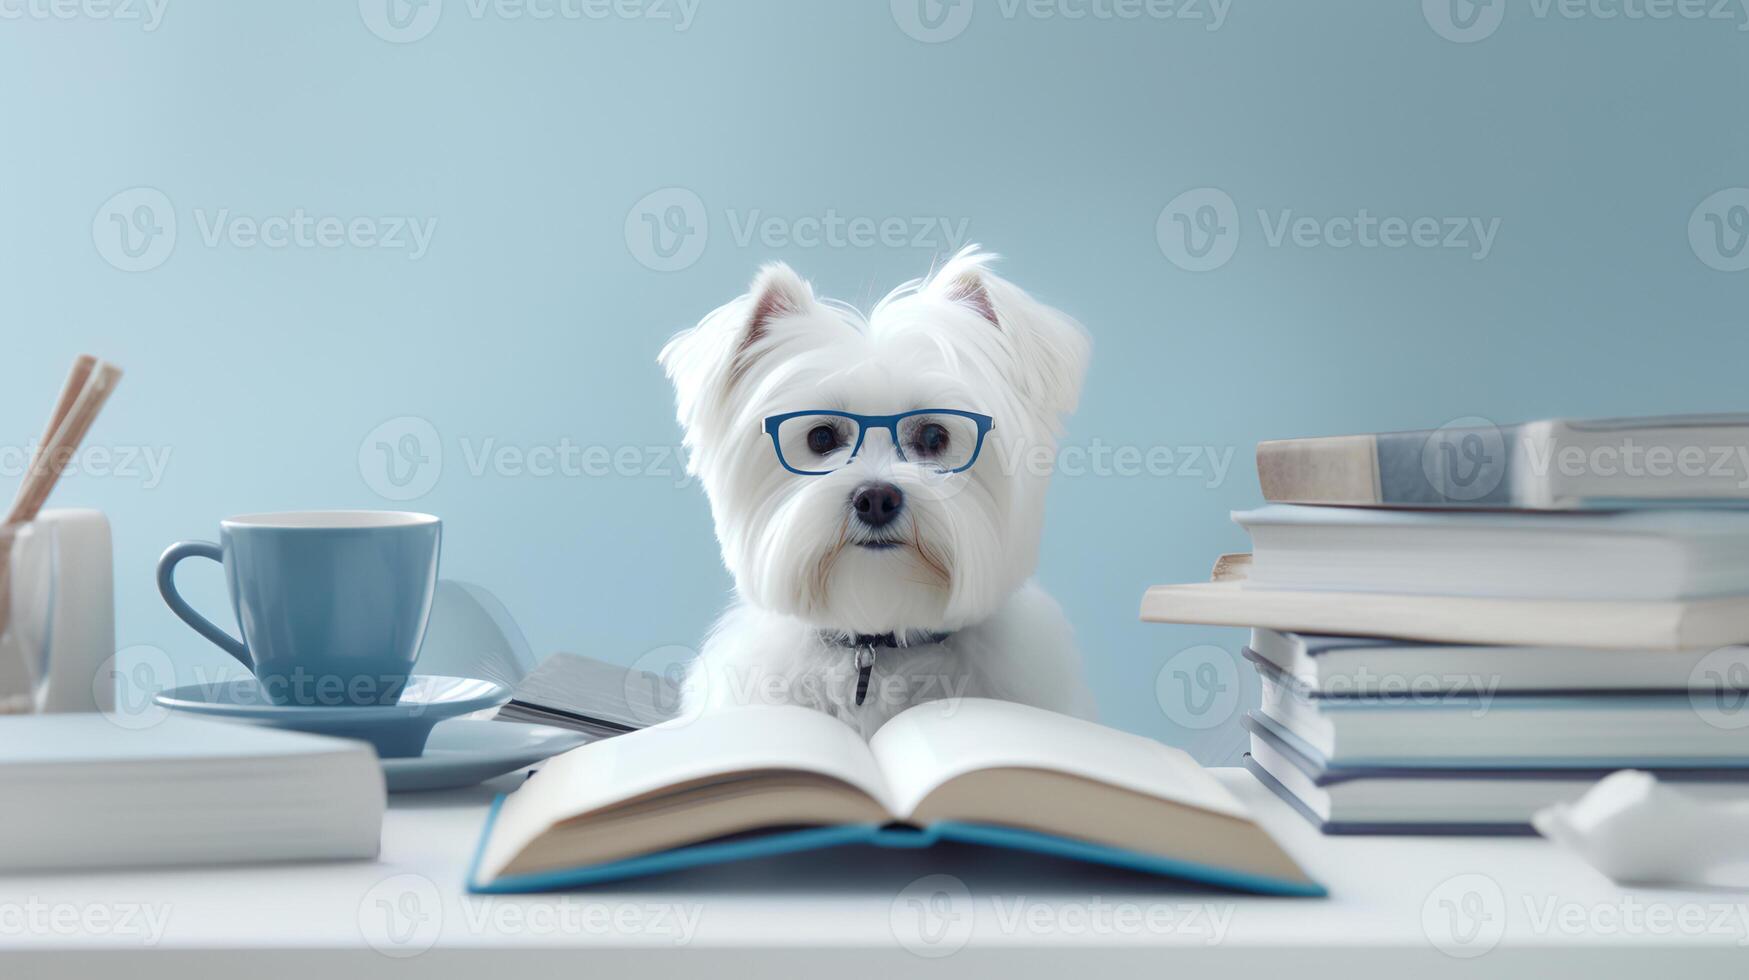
[816,629,953,650]
[816,629,953,708]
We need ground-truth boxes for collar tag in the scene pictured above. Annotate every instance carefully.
[854,646,875,706]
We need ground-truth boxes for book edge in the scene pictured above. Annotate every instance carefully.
[467,797,1324,897]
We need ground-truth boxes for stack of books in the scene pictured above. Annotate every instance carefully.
[1142,414,1749,834]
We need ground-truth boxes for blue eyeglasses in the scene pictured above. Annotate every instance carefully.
[763,409,995,476]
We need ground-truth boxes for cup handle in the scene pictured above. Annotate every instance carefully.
[156,540,251,669]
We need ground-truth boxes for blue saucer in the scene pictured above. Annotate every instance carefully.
[153,675,510,758]
[382,719,592,792]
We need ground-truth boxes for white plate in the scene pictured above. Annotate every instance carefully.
[382,718,593,792]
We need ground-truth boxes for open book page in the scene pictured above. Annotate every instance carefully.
[870,698,1249,821]
[477,704,895,879]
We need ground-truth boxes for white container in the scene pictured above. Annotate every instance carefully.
[36,509,116,713]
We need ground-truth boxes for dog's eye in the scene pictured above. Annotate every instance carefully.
[806,424,842,456]
[911,422,950,457]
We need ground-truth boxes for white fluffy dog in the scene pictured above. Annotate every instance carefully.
[659,248,1096,738]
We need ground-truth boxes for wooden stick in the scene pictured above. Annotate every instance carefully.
[15,355,95,515]
[6,361,123,526]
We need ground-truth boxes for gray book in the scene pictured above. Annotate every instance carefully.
[1257,413,1749,510]
[495,653,680,737]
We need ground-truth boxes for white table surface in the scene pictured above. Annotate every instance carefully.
[2,768,1746,977]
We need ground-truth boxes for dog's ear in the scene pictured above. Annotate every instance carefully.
[659,263,821,437]
[930,250,1090,419]
[738,262,818,374]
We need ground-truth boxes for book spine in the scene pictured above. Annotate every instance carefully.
[1260,424,1533,507]
[1256,434,1382,505]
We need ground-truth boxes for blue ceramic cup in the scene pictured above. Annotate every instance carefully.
[157,511,441,707]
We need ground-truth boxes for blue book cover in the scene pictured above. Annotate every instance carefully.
[465,796,1326,897]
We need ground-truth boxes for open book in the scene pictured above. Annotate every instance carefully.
[468,698,1322,896]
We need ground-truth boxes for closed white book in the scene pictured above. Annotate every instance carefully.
[1237,504,1749,601]
[1247,629,1744,695]
[1243,716,1749,835]
[0,714,384,872]
[1140,580,1749,650]
[1255,670,1749,768]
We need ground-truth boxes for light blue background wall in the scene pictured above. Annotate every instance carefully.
[2,1,1745,758]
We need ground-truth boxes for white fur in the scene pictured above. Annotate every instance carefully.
[659,247,1096,738]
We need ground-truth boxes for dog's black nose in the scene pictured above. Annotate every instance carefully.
[851,482,905,528]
